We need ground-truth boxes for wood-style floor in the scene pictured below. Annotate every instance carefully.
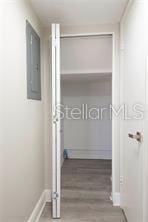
[39,159,126,222]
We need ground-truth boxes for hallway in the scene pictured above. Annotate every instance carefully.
[2,1,148,221]
[40,159,126,222]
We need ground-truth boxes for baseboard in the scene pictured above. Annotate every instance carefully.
[45,189,51,203]
[27,189,51,222]
[66,149,112,160]
[112,192,120,206]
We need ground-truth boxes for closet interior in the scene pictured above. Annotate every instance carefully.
[61,35,112,164]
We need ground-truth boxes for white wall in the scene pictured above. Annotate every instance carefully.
[62,79,112,159]
[2,1,45,221]
[43,29,52,190]
[61,36,112,74]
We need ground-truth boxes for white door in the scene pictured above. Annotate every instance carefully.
[51,23,61,219]
[121,1,147,222]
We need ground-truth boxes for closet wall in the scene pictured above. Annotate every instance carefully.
[62,78,112,159]
[61,35,112,74]
[61,35,112,160]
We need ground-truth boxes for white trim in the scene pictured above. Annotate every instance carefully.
[61,69,112,75]
[27,190,51,222]
[55,23,61,218]
[120,0,133,24]
[51,23,57,219]
[51,23,61,219]
[112,192,121,206]
[61,33,112,38]
[120,0,136,49]
[111,32,117,204]
[120,0,134,24]
[45,189,52,203]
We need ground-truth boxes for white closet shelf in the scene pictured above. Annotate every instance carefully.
[61,70,112,75]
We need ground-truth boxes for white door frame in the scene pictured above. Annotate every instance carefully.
[51,23,61,219]
[60,31,119,205]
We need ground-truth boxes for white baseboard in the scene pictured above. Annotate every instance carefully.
[27,189,51,222]
[112,192,120,206]
[67,149,112,160]
[45,189,51,203]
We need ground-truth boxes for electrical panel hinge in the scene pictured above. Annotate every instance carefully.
[53,38,57,48]
[52,192,59,200]
[53,115,59,124]
[53,37,59,48]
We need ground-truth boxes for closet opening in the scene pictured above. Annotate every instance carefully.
[60,33,113,217]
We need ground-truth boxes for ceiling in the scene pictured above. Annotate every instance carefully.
[31,0,128,27]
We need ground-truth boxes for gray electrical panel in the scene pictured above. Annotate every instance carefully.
[26,20,41,100]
